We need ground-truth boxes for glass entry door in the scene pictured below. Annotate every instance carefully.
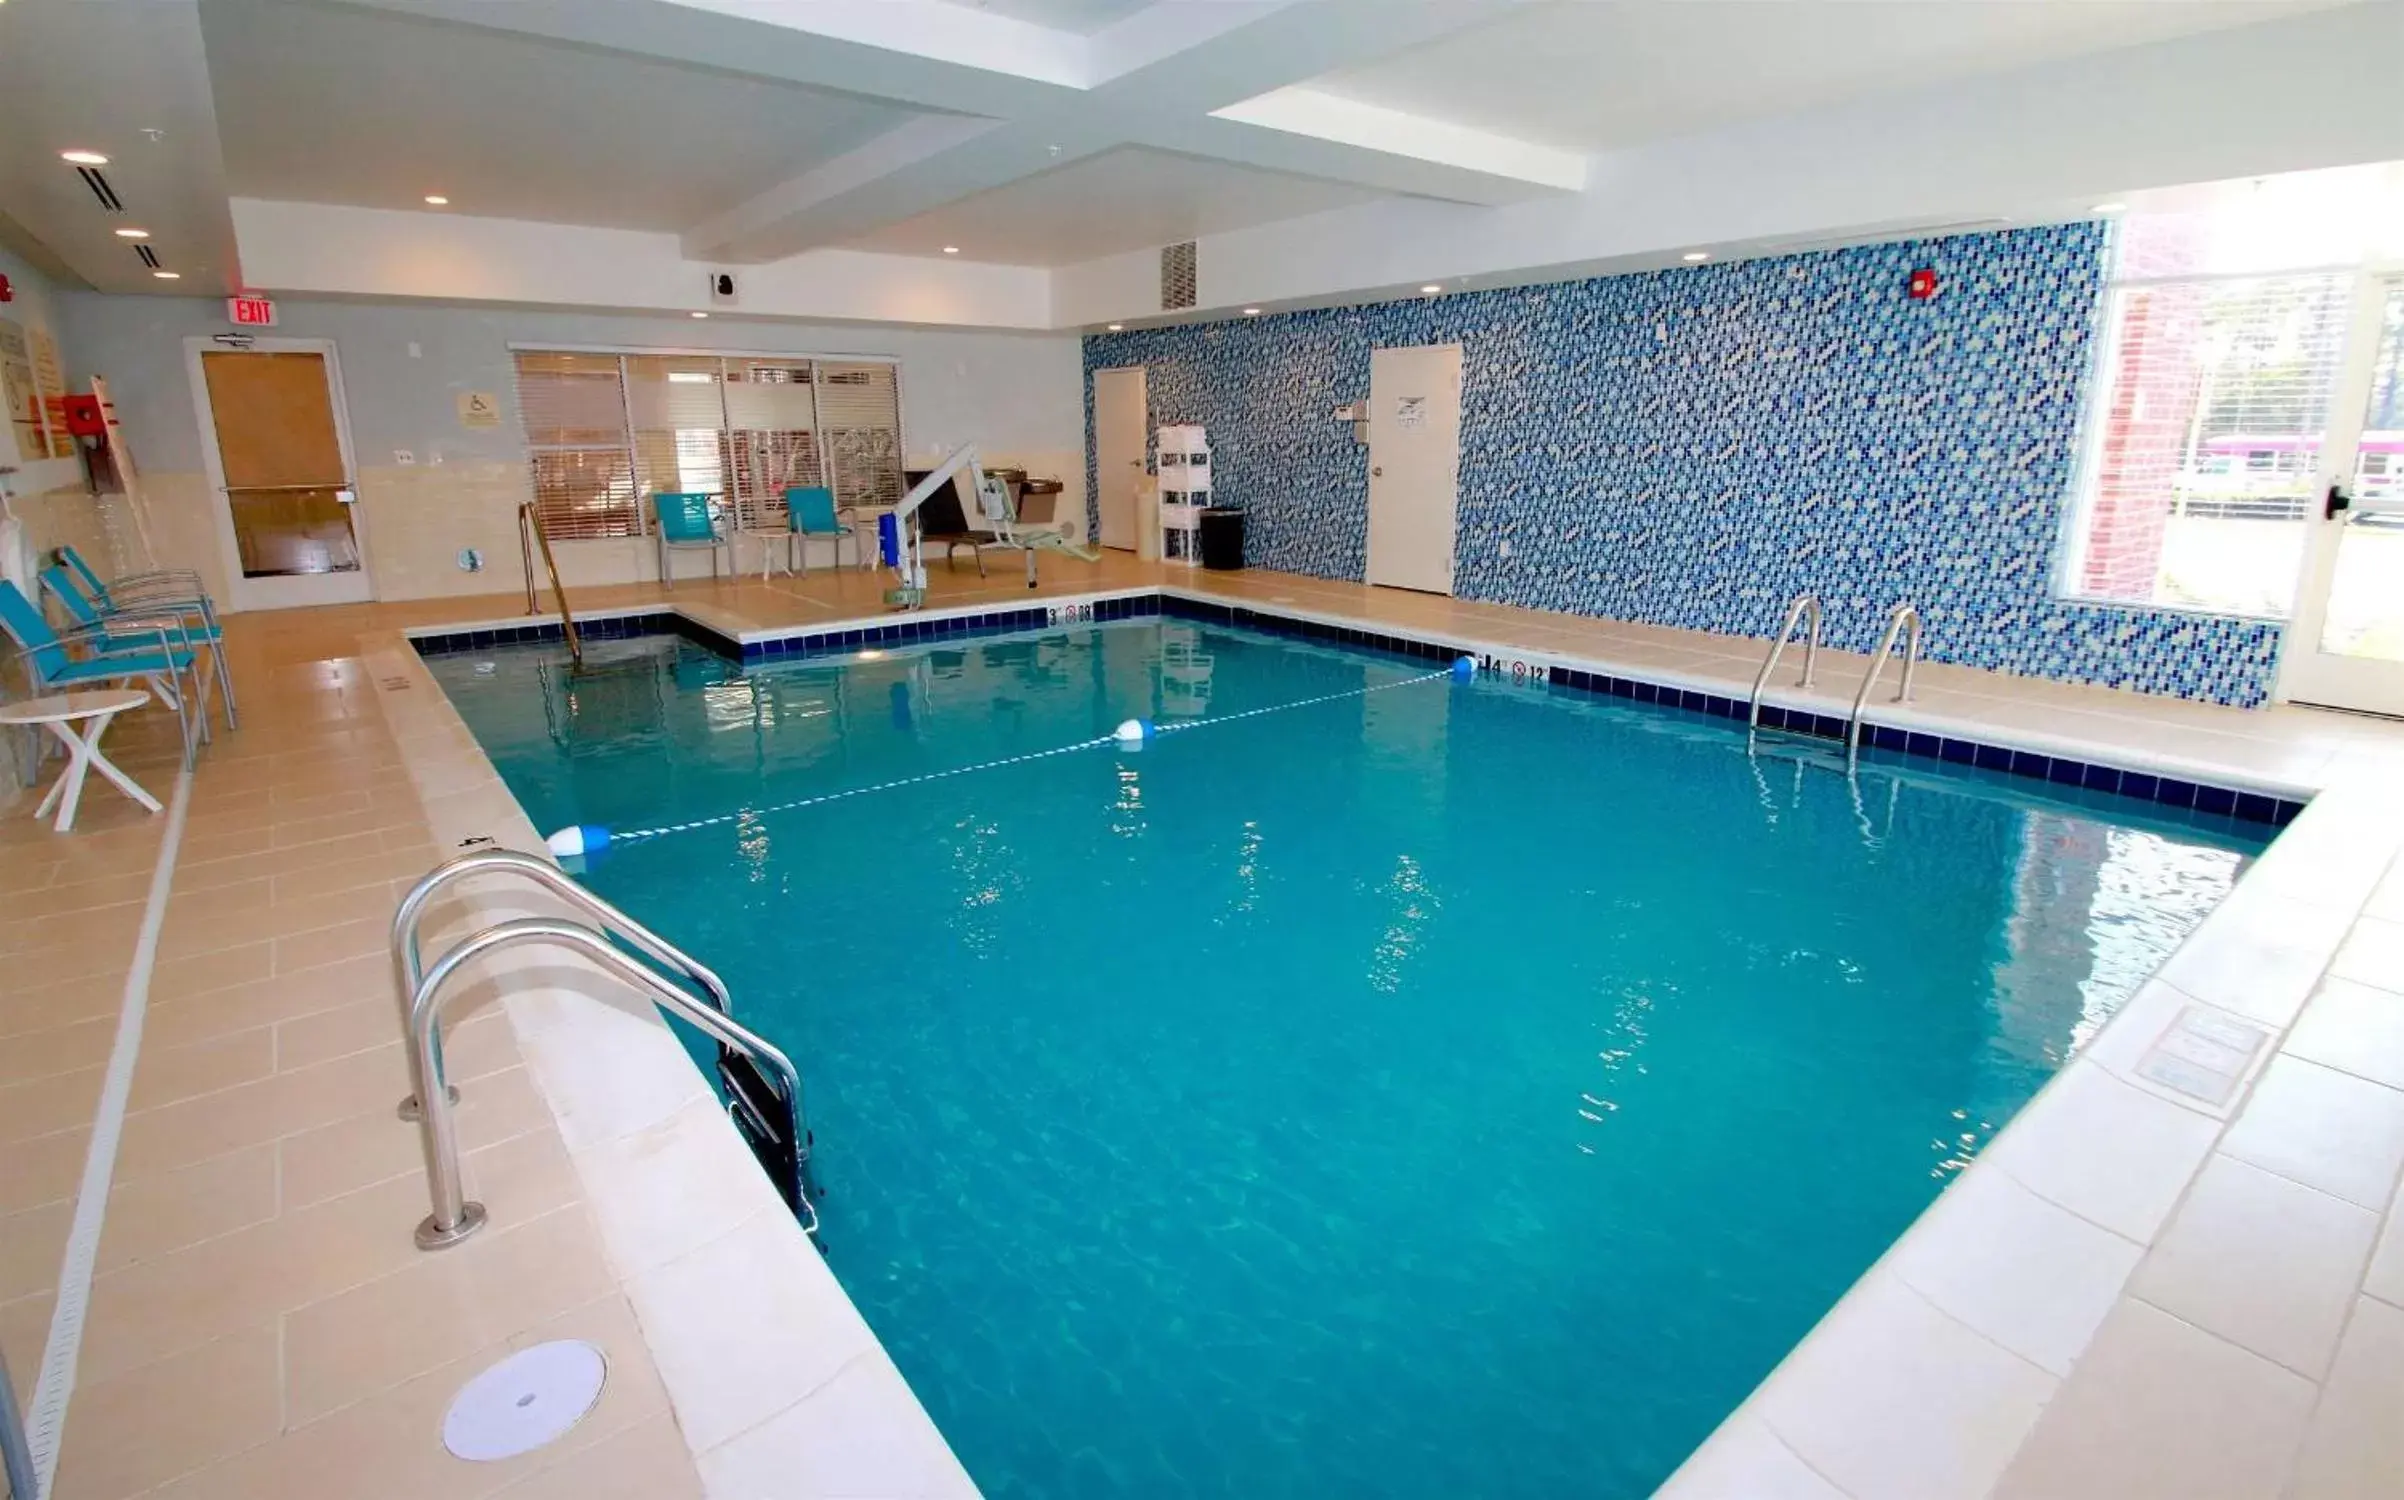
[191,341,373,610]
[2284,274,2404,715]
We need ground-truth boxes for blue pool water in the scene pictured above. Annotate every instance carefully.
[430,619,2262,1499]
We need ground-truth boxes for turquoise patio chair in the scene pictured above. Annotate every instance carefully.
[0,580,202,769]
[652,491,729,588]
[43,565,237,730]
[783,486,858,576]
[56,544,213,616]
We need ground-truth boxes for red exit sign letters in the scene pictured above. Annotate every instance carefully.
[227,296,278,327]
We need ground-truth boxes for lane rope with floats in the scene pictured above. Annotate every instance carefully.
[546,655,1479,857]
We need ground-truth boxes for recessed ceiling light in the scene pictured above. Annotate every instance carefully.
[1106,323,1123,331]
[152,270,180,279]
[423,195,449,206]
[1420,283,1441,295]
[1242,307,1261,316]
[2093,202,2128,215]
[690,311,708,319]
[942,245,960,255]
[60,149,108,166]
[1682,251,1710,263]
[114,227,149,239]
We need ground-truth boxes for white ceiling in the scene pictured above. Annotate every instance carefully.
[0,0,238,294]
[936,0,1153,34]
[843,146,1385,265]
[1311,0,2350,154]
[199,0,937,232]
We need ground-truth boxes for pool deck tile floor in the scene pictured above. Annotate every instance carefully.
[5,549,2403,1500]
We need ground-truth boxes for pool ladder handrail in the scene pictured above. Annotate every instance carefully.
[1746,592,1823,731]
[390,850,814,1250]
[1845,601,1923,765]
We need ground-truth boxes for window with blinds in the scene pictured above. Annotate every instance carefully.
[510,350,900,540]
[516,352,639,541]
[2063,270,2354,617]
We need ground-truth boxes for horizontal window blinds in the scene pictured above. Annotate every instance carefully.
[514,352,638,541]
[627,355,730,515]
[511,351,900,541]
[817,362,904,510]
[726,359,823,532]
[2070,271,2353,608]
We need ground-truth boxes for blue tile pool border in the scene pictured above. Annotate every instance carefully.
[406,609,731,658]
[404,589,2304,829]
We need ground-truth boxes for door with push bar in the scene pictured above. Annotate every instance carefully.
[188,339,373,610]
[2281,272,2404,716]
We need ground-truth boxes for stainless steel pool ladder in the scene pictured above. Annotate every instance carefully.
[1746,592,1823,731]
[389,849,817,1250]
[1845,601,1923,766]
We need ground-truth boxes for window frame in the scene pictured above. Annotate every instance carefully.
[2055,262,2363,623]
[508,343,905,542]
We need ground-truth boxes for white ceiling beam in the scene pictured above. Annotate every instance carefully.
[678,0,1576,261]
[1201,88,1586,193]
[311,0,1062,116]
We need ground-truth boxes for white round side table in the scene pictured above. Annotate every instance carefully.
[0,689,161,833]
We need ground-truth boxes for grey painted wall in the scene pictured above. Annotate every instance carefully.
[55,293,1086,476]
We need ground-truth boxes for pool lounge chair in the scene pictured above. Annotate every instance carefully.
[0,579,204,769]
[42,563,237,730]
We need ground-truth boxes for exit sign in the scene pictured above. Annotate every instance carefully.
[227,296,277,327]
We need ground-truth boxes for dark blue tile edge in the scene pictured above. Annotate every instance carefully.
[1531,664,2296,828]
[407,610,717,657]
[407,590,2305,831]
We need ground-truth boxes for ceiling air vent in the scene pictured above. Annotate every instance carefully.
[134,244,160,269]
[1160,241,1196,312]
[77,166,124,213]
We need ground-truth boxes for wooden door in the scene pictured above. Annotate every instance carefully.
[195,346,369,608]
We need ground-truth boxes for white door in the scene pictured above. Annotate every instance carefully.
[186,337,373,610]
[1366,343,1463,594]
[1095,366,1147,551]
[2281,271,2404,715]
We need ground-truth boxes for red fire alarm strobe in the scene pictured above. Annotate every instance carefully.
[1908,268,1939,300]
[0,273,12,303]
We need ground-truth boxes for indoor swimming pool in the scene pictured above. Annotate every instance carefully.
[427,615,2266,1500]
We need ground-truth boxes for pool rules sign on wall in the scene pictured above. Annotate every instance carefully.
[226,295,277,327]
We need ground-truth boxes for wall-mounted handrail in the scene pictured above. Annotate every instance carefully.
[1846,601,1923,764]
[1747,593,1823,730]
[406,917,811,1249]
[389,849,734,1119]
[518,501,583,665]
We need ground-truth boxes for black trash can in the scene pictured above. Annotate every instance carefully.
[1198,507,1246,570]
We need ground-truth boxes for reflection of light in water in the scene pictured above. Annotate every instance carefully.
[702,678,761,731]
[2072,829,2247,1046]
[1940,816,2246,1178]
[735,809,771,883]
[944,815,1021,955]
[1576,985,1656,1153]
[1930,1106,1999,1181]
[1228,820,1263,917]
[1111,765,1145,838]
[1367,854,1437,995]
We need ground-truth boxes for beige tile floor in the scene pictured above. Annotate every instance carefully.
[5,550,2402,1499]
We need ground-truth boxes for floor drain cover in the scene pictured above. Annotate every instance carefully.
[442,1340,607,1462]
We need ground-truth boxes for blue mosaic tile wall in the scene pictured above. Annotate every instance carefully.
[1083,227,2285,706]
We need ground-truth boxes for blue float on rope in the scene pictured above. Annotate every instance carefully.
[1113,718,1155,744]
[1451,656,1478,681]
[546,825,612,858]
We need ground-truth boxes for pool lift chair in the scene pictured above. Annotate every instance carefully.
[879,444,1098,609]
